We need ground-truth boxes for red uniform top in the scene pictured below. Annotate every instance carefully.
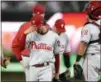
[12,22,32,61]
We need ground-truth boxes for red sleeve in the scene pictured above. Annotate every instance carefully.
[12,22,30,61]
[19,33,26,49]
[55,54,60,74]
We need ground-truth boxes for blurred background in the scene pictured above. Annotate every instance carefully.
[1,1,88,82]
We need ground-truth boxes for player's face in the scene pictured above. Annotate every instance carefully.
[36,25,43,34]
[53,26,59,34]
[36,25,47,34]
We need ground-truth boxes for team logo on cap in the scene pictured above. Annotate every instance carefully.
[61,24,64,28]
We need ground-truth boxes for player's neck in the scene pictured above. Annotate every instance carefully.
[39,27,49,35]
[58,32,62,35]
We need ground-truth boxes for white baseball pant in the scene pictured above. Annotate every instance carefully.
[29,63,53,81]
[83,53,101,81]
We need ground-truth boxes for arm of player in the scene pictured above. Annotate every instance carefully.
[63,34,71,69]
[19,23,36,50]
[54,55,60,79]
[75,41,88,64]
[64,36,71,54]
[12,22,35,60]
[12,24,25,61]
[75,25,91,63]
[20,33,32,56]
[53,37,60,79]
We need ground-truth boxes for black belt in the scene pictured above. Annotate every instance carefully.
[91,53,100,55]
[89,39,99,44]
[33,62,49,67]
[91,53,95,55]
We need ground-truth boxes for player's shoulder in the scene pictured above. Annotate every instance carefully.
[61,32,69,40]
[49,30,57,35]
[82,22,96,35]
[60,32,67,38]
[84,23,92,28]
[61,32,67,37]
[82,23,92,31]
[48,30,59,38]
[84,22,97,30]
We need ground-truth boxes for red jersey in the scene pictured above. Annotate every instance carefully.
[12,22,32,61]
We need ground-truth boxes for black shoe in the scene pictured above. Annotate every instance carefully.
[59,70,71,82]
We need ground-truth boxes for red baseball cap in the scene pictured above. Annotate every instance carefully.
[33,4,45,15]
[55,19,66,32]
[31,15,44,28]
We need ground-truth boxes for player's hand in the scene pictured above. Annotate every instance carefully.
[54,73,59,79]
[1,57,10,68]
[24,26,36,34]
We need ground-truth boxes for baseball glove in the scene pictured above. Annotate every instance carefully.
[73,64,83,79]
[1,56,10,68]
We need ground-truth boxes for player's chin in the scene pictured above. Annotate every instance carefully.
[37,29,42,34]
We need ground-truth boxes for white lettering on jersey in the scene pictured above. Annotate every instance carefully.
[31,41,52,51]
[26,30,60,65]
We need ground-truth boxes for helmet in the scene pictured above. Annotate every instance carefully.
[54,19,66,32]
[32,4,45,15]
[91,7,101,20]
[83,1,101,14]
[31,15,44,27]
[83,1,101,20]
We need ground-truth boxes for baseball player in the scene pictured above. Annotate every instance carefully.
[12,4,45,81]
[24,14,60,81]
[74,1,101,81]
[53,19,71,81]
